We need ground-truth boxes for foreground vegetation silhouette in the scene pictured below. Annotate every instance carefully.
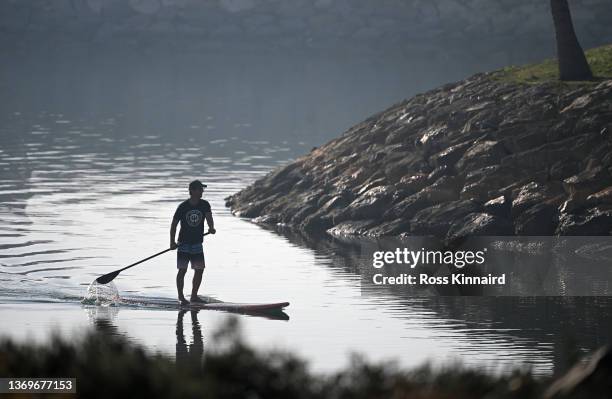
[0,316,609,398]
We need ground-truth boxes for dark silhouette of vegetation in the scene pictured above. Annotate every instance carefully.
[1,316,610,399]
[550,0,593,81]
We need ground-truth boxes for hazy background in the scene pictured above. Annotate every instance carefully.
[2,0,612,375]
[1,0,611,144]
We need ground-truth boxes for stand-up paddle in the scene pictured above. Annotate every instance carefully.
[96,232,210,284]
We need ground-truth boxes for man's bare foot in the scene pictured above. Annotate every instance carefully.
[179,297,190,306]
[190,295,205,303]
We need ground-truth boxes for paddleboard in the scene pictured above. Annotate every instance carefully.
[118,295,290,319]
[186,301,290,312]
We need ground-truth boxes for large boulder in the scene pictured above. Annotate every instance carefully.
[456,140,508,171]
[514,202,560,235]
[511,181,563,218]
[232,195,280,217]
[383,190,432,220]
[327,219,379,236]
[559,167,612,213]
[586,186,612,206]
[419,175,462,203]
[483,195,511,218]
[335,185,394,222]
[427,164,453,182]
[288,205,319,224]
[460,165,518,200]
[446,212,513,244]
[556,207,612,235]
[429,140,471,168]
[365,218,411,236]
[500,145,558,178]
[301,212,335,233]
[396,173,429,195]
[410,199,481,237]
[501,128,548,153]
[563,166,612,202]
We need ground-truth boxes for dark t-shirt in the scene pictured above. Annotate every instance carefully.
[173,199,212,244]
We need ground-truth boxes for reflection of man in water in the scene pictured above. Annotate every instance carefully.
[170,180,216,305]
[175,310,204,370]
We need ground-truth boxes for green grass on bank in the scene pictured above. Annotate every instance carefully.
[494,44,612,84]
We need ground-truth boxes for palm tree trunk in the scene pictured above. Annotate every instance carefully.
[550,0,592,81]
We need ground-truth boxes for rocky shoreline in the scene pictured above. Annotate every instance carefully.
[226,68,612,241]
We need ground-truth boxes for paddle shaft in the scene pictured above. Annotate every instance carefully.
[118,232,211,273]
[115,247,172,273]
[96,232,210,283]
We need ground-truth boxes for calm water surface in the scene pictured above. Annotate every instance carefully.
[1,111,610,376]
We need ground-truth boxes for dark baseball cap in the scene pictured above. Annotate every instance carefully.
[189,180,207,190]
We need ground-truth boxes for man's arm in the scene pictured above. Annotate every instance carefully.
[205,212,216,234]
[170,218,179,249]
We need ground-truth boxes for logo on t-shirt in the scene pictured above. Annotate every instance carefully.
[185,209,203,227]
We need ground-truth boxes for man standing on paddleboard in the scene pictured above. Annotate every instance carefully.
[170,180,215,305]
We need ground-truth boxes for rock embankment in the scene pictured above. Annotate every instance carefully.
[226,71,612,240]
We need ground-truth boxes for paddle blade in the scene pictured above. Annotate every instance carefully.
[96,270,120,285]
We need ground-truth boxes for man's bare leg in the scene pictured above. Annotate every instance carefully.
[176,269,189,305]
[191,269,204,302]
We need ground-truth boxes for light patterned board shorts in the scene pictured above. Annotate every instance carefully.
[177,243,205,270]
